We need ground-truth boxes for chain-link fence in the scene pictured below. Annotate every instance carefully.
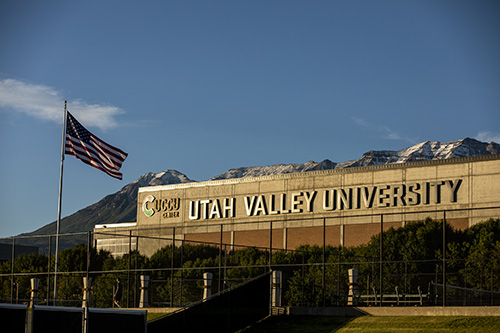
[1,208,499,309]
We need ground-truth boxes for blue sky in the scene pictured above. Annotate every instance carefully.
[1,0,499,238]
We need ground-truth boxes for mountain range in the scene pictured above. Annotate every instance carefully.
[6,138,499,252]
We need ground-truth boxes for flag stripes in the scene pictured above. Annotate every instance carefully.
[65,112,128,179]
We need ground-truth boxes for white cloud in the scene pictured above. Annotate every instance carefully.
[351,116,371,128]
[352,116,417,144]
[0,78,123,130]
[475,131,500,144]
[381,125,402,140]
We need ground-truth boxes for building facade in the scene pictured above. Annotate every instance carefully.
[95,154,500,257]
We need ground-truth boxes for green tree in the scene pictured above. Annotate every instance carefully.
[225,247,267,287]
[0,253,48,304]
[462,219,500,291]
[92,249,148,308]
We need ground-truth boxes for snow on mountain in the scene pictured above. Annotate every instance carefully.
[210,160,337,180]
[126,170,194,190]
[335,138,500,169]
[210,138,499,179]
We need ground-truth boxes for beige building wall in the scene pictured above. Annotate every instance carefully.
[95,155,500,257]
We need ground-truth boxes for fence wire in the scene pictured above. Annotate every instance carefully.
[1,208,499,308]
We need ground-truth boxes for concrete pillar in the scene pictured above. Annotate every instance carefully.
[139,275,150,308]
[29,278,39,308]
[203,272,213,300]
[347,268,358,306]
[272,271,282,307]
[82,277,92,308]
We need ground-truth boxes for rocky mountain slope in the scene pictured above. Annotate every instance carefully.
[6,137,499,252]
[211,138,499,179]
[336,137,500,168]
[210,160,337,180]
[10,171,193,252]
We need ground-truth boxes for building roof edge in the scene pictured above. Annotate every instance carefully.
[139,154,500,192]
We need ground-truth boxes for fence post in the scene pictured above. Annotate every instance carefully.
[10,237,15,304]
[86,231,91,280]
[128,230,132,308]
[85,230,92,327]
[219,224,223,293]
[82,277,91,333]
[30,278,40,308]
[179,240,184,306]
[271,270,282,307]
[491,266,494,306]
[321,218,326,307]
[404,260,408,294]
[82,277,92,308]
[301,252,305,306]
[464,261,468,305]
[47,235,52,305]
[171,227,175,307]
[442,210,446,307]
[26,277,36,333]
[269,221,273,271]
[348,268,358,306]
[203,272,213,300]
[434,264,438,305]
[223,244,228,291]
[139,275,150,308]
[134,239,138,308]
[380,214,383,307]
[337,250,341,305]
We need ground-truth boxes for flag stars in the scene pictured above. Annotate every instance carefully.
[67,113,91,144]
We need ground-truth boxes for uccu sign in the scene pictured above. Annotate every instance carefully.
[142,195,181,218]
[186,179,463,221]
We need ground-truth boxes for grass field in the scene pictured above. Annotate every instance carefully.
[147,312,166,321]
[238,315,500,332]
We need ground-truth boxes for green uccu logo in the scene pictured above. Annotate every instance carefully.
[143,195,155,217]
[142,195,181,218]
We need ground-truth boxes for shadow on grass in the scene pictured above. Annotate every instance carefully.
[238,315,357,333]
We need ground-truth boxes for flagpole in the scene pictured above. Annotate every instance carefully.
[53,100,67,305]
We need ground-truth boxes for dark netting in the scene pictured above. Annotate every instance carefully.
[0,304,27,332]
[148,271,271,333]
[87,309,147,333]
[2,305,147,333]
[32,306,83,333]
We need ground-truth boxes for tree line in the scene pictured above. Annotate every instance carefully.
[1,218,499,307]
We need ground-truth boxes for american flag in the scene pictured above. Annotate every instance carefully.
[65,112,128,180]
